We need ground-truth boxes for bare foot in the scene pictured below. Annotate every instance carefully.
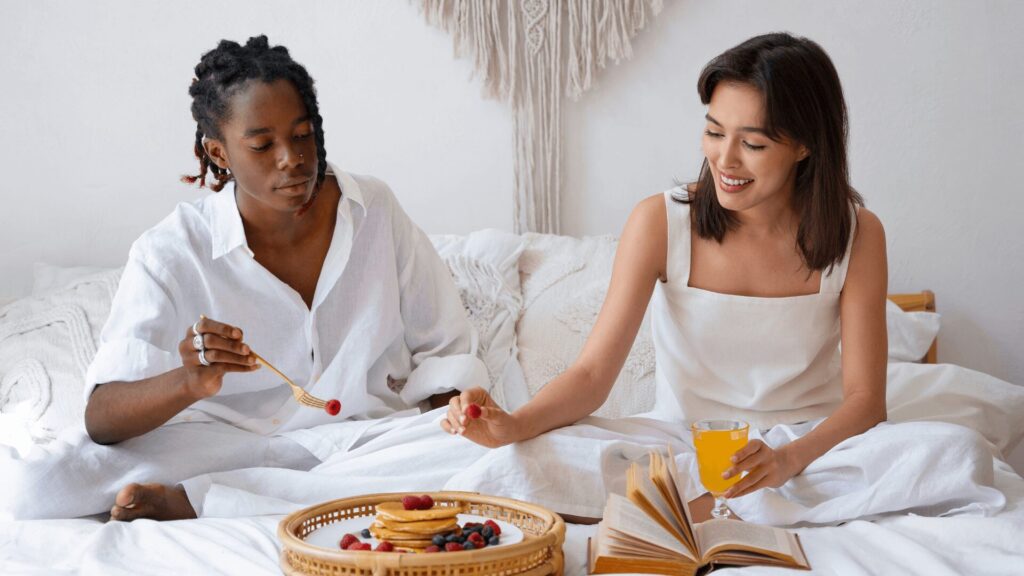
[110,483,197,521]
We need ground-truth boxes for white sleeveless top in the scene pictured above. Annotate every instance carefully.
[648,189,856,429]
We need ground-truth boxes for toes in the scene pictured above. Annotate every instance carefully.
[114,483,141,509]
[110,503,140,522]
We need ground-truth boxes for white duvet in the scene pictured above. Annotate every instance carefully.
[2,361,1024,575]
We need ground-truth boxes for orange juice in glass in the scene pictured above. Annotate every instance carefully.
[691,419,749,519]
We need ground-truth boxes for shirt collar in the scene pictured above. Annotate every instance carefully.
[209,162,364,261]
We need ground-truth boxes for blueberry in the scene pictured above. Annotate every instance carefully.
[463,541,476,550]
[360,528,371,538]
[482,526,493,538]
[446,533,460,543]
[488,536,500,546]
[433,534,446,546]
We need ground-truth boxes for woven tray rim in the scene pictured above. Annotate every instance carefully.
[278,491,566,573]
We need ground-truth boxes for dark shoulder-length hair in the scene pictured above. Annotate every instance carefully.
[680,32,863,272]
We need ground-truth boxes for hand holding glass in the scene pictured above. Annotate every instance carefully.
[692,419,749,519]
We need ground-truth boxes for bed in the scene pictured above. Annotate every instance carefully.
[2,235,1023,576]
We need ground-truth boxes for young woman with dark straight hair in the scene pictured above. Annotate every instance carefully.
[448,32,889,500]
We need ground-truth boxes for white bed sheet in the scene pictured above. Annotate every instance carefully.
[3,361,1024,575]
[2,458,1022,576]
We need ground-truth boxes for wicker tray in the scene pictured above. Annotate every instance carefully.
[278,491,565,576]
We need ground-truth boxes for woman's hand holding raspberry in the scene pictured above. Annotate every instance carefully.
[441,387,523,448]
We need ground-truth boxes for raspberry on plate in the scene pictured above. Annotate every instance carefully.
[352,542,372,551]
[424,545,441,553]
[484,519,502,536]
[418,495,434,509]
[375,541,394,552]
[445,542,465,552]
[401,495,422,510]
[339,533,359,549]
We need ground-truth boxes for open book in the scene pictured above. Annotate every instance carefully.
[589,447,810,575]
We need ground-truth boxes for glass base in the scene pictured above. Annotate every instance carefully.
[711,495,731,519]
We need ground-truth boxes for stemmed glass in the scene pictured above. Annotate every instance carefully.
[691,419,749,519]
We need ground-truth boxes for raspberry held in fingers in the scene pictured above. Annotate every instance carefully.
[325,399,341,416]
[466,403,482,419]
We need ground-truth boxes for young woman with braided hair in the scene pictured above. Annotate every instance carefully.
[0,36,487,521]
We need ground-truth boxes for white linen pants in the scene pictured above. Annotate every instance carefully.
[0,421,319,520]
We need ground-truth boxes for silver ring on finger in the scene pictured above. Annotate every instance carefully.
[192,334,205,351]
[192,320,201,336]
[198,348,211,367]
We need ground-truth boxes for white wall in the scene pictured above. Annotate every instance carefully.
[1,2,1022,463]
[0,0,514,299]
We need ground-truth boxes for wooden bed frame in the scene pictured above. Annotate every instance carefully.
[887,290,937,364]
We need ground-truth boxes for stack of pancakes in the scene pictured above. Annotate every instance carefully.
[370,501,466,550]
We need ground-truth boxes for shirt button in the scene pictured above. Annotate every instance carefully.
[272,419,281,426]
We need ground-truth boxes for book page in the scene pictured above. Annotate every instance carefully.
[627,461,691,548]
[657,446,696,542]
[695,519,795,560]
[605,493,695,560]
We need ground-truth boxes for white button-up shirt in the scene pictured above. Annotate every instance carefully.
[84,167,488,443]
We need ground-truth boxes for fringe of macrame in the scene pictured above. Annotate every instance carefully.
[416,0,662,234]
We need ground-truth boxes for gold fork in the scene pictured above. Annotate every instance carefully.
[251,352,328,410]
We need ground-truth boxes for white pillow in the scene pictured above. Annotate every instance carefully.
[516,233,656,418]
[886,299,941,362]
[0,268,122,452]
[430,230,527,410]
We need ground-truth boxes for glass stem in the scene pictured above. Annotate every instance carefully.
[712,495,731,519]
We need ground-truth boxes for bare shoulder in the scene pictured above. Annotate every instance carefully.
[845,206,887,293]
[618,193,669,281]
[851,207,886,256]
[622,193,668,247]
[630,192,668,226]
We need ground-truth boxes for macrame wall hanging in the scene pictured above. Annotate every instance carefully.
[417,0,663,234]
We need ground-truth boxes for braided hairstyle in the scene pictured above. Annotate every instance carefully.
[181,35,327,192]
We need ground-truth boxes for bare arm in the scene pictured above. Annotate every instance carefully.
[781,208,889,471]
[725,209,889,497]
[443,195,668,445]
[84,317,258,445]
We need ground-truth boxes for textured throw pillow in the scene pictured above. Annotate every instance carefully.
[430,229,527,411]
[0,268,122,452]
[516,233,656,418]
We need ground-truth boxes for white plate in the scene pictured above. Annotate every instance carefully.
[304,513,524,551]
